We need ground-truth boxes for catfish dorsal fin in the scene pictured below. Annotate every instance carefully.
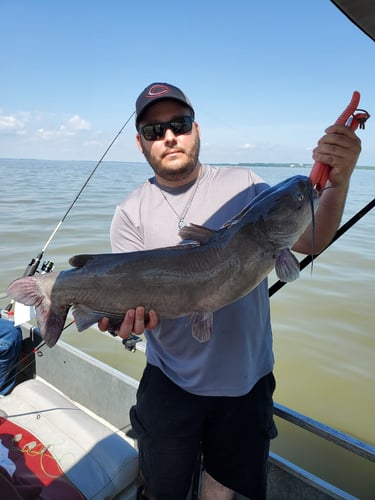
[179,223,217,244]
[69,254,95,268]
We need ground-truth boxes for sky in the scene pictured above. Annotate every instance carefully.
[1,0,374,165]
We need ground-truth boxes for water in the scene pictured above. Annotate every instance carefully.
[1,159,374,496]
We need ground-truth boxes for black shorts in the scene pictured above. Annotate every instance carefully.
[130,364,277,500]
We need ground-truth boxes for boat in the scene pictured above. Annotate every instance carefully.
[0,312,374,499]
[1,1,374,498]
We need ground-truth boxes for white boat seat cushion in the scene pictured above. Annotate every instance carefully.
[0,378,138,499]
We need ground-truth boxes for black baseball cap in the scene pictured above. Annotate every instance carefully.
[135,82,195,127]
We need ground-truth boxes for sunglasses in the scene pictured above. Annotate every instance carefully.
[139,115,194,141]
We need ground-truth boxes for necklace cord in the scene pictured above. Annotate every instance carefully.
[157,167,202,228]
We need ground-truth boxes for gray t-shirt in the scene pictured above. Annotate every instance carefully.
[110,164,274,396]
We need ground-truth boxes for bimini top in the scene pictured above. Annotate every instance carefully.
[331,0,375,41]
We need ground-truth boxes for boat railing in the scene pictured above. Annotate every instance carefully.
[274,402,375,463]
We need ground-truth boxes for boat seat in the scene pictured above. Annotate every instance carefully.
[0,378,138,499]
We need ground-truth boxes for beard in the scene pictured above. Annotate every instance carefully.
[142,133,201,182]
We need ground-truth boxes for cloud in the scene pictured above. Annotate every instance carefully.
[0,114,27,135]
[240,143,256,150]
[66,114,91,131]
[37,114,92,140]
[0,110,92,143]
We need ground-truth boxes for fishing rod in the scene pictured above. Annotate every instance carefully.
[1,111,135,307]
[269,196,375,297]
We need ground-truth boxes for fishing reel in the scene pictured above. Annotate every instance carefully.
[122,334,142,352]
[22,253,54,277]
[108,328,142,352]
[40,260,54,274]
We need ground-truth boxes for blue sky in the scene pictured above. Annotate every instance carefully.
[1,0,374,165]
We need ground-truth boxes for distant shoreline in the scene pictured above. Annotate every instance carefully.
[1,158,374,170]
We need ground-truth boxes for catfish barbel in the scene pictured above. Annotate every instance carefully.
[7,175,318,347]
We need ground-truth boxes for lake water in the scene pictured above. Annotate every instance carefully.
[1,158,374,497]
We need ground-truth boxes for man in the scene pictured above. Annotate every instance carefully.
[99,83,361,499]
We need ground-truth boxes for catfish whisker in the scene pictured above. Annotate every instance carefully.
[309,183,317,274]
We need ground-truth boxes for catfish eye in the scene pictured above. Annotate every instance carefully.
[297,192,305,202]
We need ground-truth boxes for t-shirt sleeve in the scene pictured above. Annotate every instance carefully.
[110,203,144,253]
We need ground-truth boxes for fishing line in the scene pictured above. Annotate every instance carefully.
[0,318,77,390]
[268,196,375,297]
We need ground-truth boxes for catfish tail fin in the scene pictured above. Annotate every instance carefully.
[7,275,69,347]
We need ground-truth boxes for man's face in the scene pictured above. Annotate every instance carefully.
[136,100,200,186]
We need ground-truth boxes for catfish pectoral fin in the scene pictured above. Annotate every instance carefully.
[188,312,213,343]
[274,248,300,282]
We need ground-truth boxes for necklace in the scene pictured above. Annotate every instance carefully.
[157,168,201,229]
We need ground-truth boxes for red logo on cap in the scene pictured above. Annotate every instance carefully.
[146,84,170,98]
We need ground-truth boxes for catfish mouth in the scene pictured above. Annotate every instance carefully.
[310,181,320,209]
